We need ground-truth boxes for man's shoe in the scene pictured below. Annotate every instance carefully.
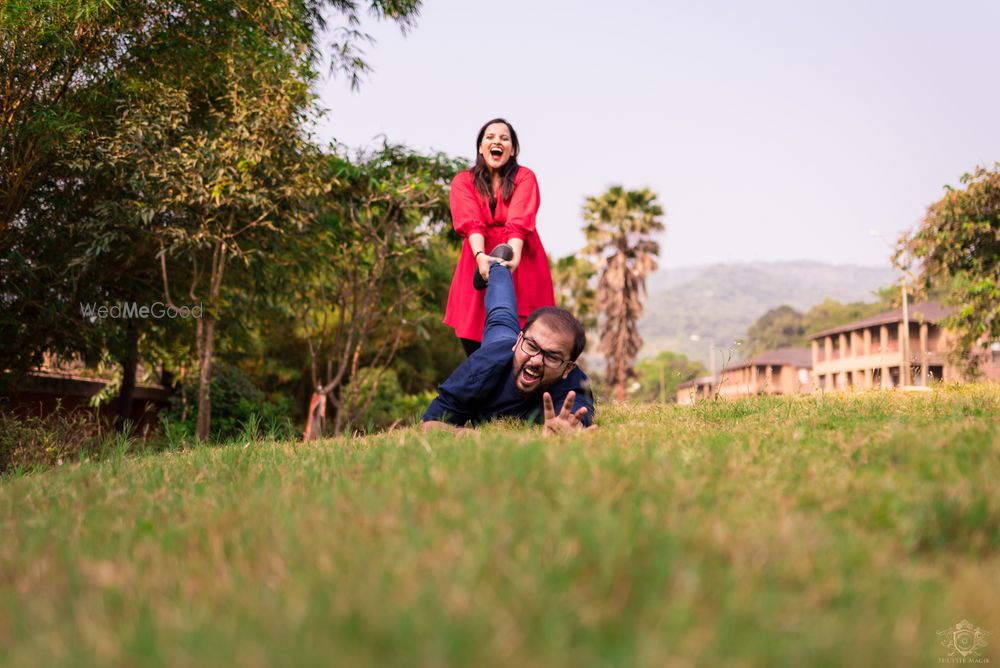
[473,243,514,291]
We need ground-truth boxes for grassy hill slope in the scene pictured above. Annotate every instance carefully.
[2,385,998,667]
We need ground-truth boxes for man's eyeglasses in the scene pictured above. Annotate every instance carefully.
[518,335,569,368]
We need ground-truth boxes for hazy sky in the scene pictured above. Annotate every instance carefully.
[313,0,1000,269]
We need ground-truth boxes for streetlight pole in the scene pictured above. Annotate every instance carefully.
[900,278,910,386]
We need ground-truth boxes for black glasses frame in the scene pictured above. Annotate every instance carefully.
[518,334,569,369]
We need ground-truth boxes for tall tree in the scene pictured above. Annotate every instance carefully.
[1,0,424,433]
[0,0,146,387]
[277,144,463,438]
[583,186,665,401]
[65,60,325,443]
[896,163,1000,369]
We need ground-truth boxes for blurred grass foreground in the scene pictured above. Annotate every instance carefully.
[2,384,999,667]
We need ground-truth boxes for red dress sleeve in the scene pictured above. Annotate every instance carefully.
[449,171,486,237]
[504,168,540,242]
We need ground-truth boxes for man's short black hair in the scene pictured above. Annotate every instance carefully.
[523,307,587,361]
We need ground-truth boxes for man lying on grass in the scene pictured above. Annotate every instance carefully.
[423,246,595,435]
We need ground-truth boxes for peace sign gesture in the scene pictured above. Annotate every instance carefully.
[542,391,589,436]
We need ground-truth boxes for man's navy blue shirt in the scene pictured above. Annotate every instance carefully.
[422,264,594,427]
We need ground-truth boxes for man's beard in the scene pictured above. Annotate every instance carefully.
[513,358,558,397]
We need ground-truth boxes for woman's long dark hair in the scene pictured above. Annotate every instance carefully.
[471,118,520,207]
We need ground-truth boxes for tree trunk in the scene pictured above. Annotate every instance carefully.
[114,322,140,432]
[160,363,175,390]
[613,381,626,401]
[194,242,227,442]
[195,312,215,441]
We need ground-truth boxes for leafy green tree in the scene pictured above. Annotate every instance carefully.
[229,223,463,432]
[634,351,707,403]
[389,232,466,393]
[896,163,1000,368]
[744,299,892,358]
[164,362,294,442]
[744,306,807,355]
[802,298,889,336]
[583,186,665,401]
[1,0,424,436]
[145,73,325,441]
[274,143,463,437]
[0,0,138,387]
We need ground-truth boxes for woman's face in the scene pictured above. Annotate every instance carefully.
[479,122,514,171]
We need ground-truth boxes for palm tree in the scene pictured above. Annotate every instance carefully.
[583,186,665,400]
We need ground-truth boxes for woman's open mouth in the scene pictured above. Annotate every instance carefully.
[490,147,503,159]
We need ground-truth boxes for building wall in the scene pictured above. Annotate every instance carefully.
[972,344,1000,382]
[676,382,714,405]
[716,364,810,398]
[676,385,698,405]
[811,321,970,390]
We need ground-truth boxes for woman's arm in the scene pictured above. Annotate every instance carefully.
[450,173,496,280]
[450,172,487,238]
[505,238,524,271]
[504,169,540,270]
[469,232,496,281]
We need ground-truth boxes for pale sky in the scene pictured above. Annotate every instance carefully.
[314,0,1000,269]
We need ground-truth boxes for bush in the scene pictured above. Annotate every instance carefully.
[0,408,139,476]
[347,367,437,433]
[163,363,294,442]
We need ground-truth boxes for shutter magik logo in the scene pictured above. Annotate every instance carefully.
[937,619,990,664]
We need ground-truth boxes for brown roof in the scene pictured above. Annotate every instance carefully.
[723,347,812,371]
[677,375,717,389]
[18,371,173,401]
[809,302,954,340]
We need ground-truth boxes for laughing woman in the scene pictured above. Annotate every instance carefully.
[445,118,556,357]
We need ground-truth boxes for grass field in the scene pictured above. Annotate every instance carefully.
[2,386,999,667]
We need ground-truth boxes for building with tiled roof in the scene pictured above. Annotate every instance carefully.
[715,347,813,398]
[810,302,1000,390]
[675,375,716,405]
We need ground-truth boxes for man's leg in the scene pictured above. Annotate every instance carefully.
[481,263,521,346]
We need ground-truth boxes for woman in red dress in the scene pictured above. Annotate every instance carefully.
[445,118,556,356]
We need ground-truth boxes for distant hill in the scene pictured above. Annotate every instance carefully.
[639,261,898,368]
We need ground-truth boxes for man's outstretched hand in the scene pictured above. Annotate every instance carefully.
[542,391,589,436]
